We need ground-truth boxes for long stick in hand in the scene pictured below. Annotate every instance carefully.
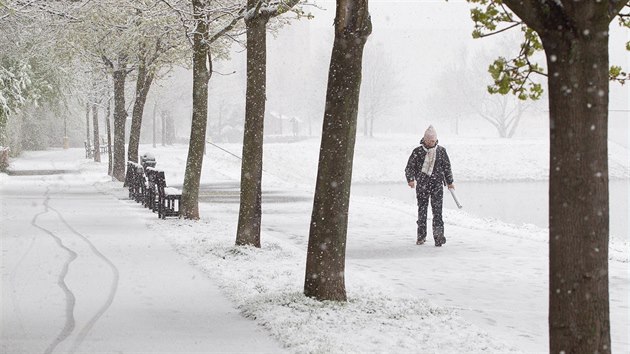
[448,187,463,209]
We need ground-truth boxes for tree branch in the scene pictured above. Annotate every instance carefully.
[208,7,245,44]
[474,22,521,38]
[261,0,302,18]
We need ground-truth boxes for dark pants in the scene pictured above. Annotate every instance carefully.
[416,178,444,242]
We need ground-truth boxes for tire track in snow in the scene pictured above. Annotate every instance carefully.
[46,203,120,354]
[31,193,78,354]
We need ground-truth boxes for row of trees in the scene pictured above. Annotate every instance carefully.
[2,1,629,352]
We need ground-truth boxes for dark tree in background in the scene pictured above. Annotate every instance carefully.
[85,102,91,153]
[304,0,371,301]
[127,45,156,163]
[92,102,101,162]
[102,53,130,182]
[106,99,113,176]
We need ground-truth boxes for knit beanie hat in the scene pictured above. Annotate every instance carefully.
[424,125,437,140]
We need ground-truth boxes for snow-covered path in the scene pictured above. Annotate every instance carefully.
[157,181,628,353]
[184,182,629,353]
[2,144,628,353]
[1,172,284,353]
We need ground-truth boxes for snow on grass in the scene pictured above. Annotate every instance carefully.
[7,135,627,352]
[151,217,519,354]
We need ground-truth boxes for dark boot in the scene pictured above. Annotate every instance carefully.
[433,226,446,247]
[417,223,427,245]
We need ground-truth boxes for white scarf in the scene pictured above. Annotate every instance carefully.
[421,145,437,176]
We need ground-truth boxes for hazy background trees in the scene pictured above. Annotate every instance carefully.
[426,45,545,138]
[0,1,79,152]
[3,0,626,155]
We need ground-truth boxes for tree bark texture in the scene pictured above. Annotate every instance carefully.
[543,27,611,354]
[502,1,618,352]
[128,57,155,163]
[304,0,371,302]
[161,111,166,146]
[181,0,211,220]
[112,63,128,182]
[152,101,157,148]
[236,10,269,248]
[106,100,113,176]
[92,103,101,163]
[85,102,90,150]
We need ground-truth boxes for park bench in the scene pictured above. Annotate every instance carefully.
[144,167,158,211]
[155,170,181,219]
[124,155,180,219]
[135,164,147,203]
[126,161,145,202]
[84,140,108,159]
[84,141,93,158]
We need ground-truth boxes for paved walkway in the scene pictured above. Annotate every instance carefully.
[1,152,284,354]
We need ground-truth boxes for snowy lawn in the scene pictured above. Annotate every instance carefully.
[3,134,628,353]
[114,134,627,353]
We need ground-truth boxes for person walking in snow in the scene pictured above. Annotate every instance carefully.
[405,125,455,246]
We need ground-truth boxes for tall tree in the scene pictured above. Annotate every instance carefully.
[478,95,531,138]
[235,0,303,247]
[88,74,109,163]
[0,2,76,149]
[426,47,540,138]
[106,98,113,175]
[469,1,629,352]
[92,102,101,162]
[304,0,371,301]
[358,42,401,137]
[161,0,244,219]
[128,45,156,163]
[127,2,187,163]
[68,0,175,180]
[181,0,214,219]
[66,0,135,180]
[85,102,91,153]
[102,53,130,181]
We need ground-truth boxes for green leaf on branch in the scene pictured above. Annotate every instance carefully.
[468,0,545,101]
[610,65,629,85]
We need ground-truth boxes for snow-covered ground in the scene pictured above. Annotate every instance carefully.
[2,135,628,353]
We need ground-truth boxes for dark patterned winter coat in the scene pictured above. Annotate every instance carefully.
[405,142,454,186]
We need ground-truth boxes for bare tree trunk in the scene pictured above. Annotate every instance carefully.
[92,103,101,162]
[236,7,269,247]
[85,102,91,153]
[128,56,155,163]
[180,0,211,220]
[304,0,371,302]
[369,116,374,137]
[543,28,611,354]
[507,104,525,138]
[161,110,166,146]
[106,100,113,176]
[112,56,129,182]
[152,100,157,148]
